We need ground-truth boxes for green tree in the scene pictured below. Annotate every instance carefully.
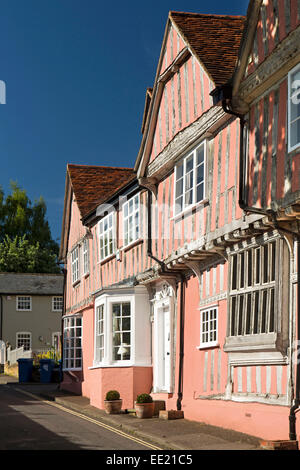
[0,182,60,273]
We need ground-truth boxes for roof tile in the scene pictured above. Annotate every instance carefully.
[170,12,246,86]
[67,164,136,219]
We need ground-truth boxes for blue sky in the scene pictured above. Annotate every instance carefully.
[0,0,249,243]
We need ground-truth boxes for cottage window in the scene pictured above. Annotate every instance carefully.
[199,307,218,348]
[71,246,80,284]
[95,304,105,363]
[52,296,63,312]
[224,233,289,355]
[92,289,151,369]
[83,238,89,275]
[288,63,300,152]
[16,296,32,311]
[98,212,116,261]
[174,141,206,215]
[63,315,82,370]
[16,332,31,351]
[112,302,131,361]
[123,194,140,247]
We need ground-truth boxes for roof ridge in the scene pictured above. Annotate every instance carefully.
[170,11,246,19]
[67,163,134,171]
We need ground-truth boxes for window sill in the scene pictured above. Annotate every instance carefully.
[98,254,116,265]
[171,199,209,221]
[223,332,280,353]
[83,272,90,279]
[72,279,81,288]
[122,238,143,252]
[196,343,220,350]
[89,361,151,370]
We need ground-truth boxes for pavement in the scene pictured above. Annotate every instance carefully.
[0,374,262,451]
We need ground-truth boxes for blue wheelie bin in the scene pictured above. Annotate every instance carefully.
[39,359,55,383]
[17,358,33,383]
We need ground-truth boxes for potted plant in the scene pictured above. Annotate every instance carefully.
[135,393,154,419]
[104,390,122,414]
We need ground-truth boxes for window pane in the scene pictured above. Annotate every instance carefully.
[176,162,183,179]
[196,183,204,202]
[196,164,204,184]
[197,145,205,165]
[290,119,300,148]
[186,155,193,173]
[231,255,237,290]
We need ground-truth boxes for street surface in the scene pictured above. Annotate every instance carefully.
[0,384,152,450]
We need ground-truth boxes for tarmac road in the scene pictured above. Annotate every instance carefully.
[0,383,156,451]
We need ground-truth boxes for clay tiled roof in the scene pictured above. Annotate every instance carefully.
[170,12,246,87]
[67,164,136,219]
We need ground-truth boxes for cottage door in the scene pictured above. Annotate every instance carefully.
[162,306,171,392]
[154,302,171,392]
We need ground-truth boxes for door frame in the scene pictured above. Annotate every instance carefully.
[153,291,174,393]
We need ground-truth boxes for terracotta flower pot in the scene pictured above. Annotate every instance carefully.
[104,399,122,414]
[135,401,155,419]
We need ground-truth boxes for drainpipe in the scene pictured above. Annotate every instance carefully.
[141,186,186,410]
[59,266,67,388]
[0,295,2,341]
[217,86,300,442]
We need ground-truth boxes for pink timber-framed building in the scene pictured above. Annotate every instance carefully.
[59,0,300,442]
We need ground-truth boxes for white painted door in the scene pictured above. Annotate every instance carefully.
[162,306,171,392]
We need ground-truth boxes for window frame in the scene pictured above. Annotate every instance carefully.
[95,303,105,364]
[174,140,206,216]
[98,211,116,262]
[52,296,63,312]
[71,246,80,285]
[198,306,218,349]
[62,315,83,371]
[16,332,32,351]
[224,233,289,356]
[288,63,300,153]
[122,193,140,249]
[111,301,132,363]
[16,296,32,311]
[93,295,134,368]
[82,238,90,276]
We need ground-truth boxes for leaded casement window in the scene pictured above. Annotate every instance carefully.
[98,212,116,261]
[95,304,105,363]
[174,141,206,215]
[123,194,140,247]
[225,233,289,354]
[112,302,131,361]
[288,63,300,152]
[83,238,89,275]
[16,296,32,311]
[229,240,276,337]
[200,307,218,348]
[52,296,63,312]
[71,246,80,284]
[63,315,82,370]
[16,332,31,350]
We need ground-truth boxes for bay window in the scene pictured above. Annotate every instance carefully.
[92,287,151,368]
[63,315,82,370]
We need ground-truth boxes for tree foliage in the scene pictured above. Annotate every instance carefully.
[0,181,60,273]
